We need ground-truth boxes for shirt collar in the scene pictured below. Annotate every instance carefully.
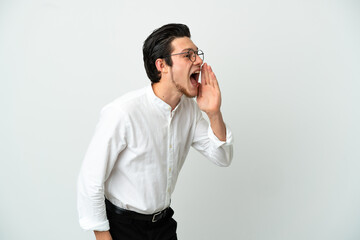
[146,85,185,114]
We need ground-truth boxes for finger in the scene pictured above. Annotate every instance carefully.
[201,63,208,85]
[204,63,210,85]
[211,72,219,89]
[209,66,219,88]
[200,63,205,84]
[208,65,216,87]
[201,63,206,84]
[197,82,203,98]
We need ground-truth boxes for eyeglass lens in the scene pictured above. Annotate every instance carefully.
[189,50,204,62]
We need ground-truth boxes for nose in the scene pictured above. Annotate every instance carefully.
[194,53,203,65]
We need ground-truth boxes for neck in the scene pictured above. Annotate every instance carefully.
[152,81,183,110]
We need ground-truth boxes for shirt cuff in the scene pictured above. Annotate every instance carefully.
[79,218,110,231]
[207,124,234,148]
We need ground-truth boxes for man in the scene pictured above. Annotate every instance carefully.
[77,23,233,240]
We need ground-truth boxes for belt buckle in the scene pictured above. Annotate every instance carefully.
[152,211,162,222]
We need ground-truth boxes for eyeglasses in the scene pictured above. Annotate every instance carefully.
[166,49,204,63]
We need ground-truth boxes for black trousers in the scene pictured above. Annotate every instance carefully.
[106,205,178,240]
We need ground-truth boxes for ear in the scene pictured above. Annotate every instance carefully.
[155,58,168,74]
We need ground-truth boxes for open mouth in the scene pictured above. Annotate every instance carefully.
[190,70,200,87]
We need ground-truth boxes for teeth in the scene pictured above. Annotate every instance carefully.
[190,70,201,78]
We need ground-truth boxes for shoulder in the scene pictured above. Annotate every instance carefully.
[101,87,149,116]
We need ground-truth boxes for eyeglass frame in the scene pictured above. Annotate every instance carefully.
[165,49,204,63]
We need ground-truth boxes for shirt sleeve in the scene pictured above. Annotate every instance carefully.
[77,105,128,231]
[191,107,234,167]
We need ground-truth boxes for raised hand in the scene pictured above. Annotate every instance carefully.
[196,63,222,116]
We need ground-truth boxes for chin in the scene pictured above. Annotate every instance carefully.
[173,79,198,98]
[182,88,198,98]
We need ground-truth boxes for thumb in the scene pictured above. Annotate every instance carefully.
[197,83,203,99]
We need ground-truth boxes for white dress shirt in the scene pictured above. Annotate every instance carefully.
[77,85,233,231]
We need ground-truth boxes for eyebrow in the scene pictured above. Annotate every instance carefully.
[181,47,199,52]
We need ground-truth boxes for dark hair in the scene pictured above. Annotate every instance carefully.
[143,23,191,83]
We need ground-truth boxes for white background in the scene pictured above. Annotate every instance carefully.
[1,0,359,239]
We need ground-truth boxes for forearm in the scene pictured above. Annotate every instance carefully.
[94,230,112,240]
[207,111,226,141]
[77,167,110,230]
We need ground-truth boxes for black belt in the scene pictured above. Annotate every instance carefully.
[105,199,171,223]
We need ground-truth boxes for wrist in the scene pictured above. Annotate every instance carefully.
[207,111,226,141]
[94,230,112,240]
[206,111,222,120]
